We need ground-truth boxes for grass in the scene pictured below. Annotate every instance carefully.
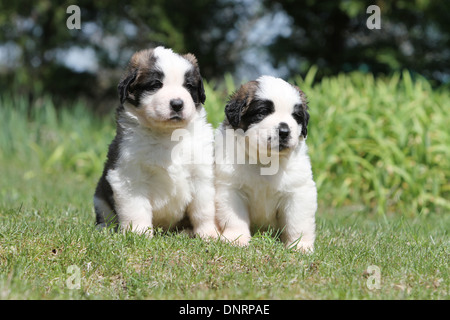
[0,70,448,299]
[0,202,447,299]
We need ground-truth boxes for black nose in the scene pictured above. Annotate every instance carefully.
[278,122,290,140]
[170,99,184,112]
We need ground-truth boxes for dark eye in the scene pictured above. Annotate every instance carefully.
[240,99,275,129]
[292,103,304,124]
[258,101,275,115]
[246,100,274,117]
[185,83,195,91]
[133,80,162,92]
[148,80,163,90]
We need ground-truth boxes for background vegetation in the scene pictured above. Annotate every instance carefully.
[1,0,449,108]
[0,0,448,299]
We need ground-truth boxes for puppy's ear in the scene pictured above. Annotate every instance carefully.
[225,97,247,128]
[198,75,206,105]
[225,81,258,128]
[293,85,310,138]
[183,53,206,105]
[301,108,310,138]
[118,70,137,104]
[183,53,198,67]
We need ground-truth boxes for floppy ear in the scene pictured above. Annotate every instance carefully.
[198,75,206,105]
[118,70,137,104]
[301,108,310,138]
[183,53,206,105]
[225,97,247,128]
[293,85,310,138]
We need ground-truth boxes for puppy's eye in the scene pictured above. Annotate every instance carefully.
[292,103,304,123]
[135,80,162,92]
[240,99,275,129]
[147,80,163,90]
[247,100,274,116]
[185,83,195,90]
[258,102,274,115]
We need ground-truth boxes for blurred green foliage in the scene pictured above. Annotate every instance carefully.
[0,0,449,110]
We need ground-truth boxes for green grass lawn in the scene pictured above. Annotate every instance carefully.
[0,71,448,299]
[0,174,447,299]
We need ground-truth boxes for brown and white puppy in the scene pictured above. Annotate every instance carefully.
[214,76,317,252]
[94,46,218,239]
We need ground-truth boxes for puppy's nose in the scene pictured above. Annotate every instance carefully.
[170,99,184,112]
[278,122,290,140]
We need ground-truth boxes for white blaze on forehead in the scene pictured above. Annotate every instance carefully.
[255,75,301,113]
[153,46,192,85]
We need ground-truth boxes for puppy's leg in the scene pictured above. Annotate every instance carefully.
[93,195,117,230]
[279,182,317,253]
[115,194,153,236]
[216,186,251,246]
[107,169,153,236]
[187,177,219,240]
[94,174,118,230]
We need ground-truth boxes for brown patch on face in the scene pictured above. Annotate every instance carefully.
[129,49,154,68]
[224,81,260,128]
[229,81,259,109]
[292,85,308,109]
[128,49,159,86]
[182,53,199,68]
[118,49,162,106]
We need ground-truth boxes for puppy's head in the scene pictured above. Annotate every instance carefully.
[225,76,309,154]
[118,46,206,129]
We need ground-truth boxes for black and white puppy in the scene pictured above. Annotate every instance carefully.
[214,76,317,252]
[94,46,217,238]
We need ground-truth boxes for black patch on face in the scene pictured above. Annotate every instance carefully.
[225,96,246,129]
[225,80,260,130]
[184,67,206,107]
[118,53,164,107]
[129,69,164,106]
[292,103,310,138]
[239,99,274,131]
[118,70,137,105]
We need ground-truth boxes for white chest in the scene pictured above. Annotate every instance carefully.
[111,128,198,227]
[146,162,193,226]
[233,166,284,229]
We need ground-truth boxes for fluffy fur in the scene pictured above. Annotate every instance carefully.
[94,46,218,239]
[214,76,317,252]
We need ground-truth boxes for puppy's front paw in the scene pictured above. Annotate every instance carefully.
[121,223,154,238]
[221,229,251,247]
[286,240,314,254]
[194,226,220,240]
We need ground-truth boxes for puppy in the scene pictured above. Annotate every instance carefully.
[214,76,317,252]
[94,46,217,239]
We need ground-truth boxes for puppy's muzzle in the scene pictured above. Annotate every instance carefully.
[169,98,184,121]
[278,122,291,151]
[170,98,184,112]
